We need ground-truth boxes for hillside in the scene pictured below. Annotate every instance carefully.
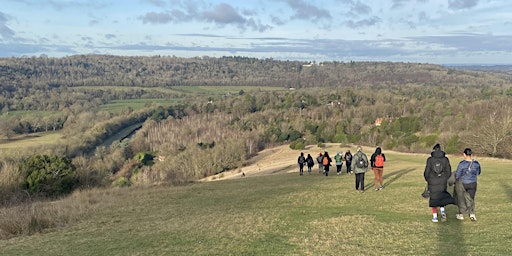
[1,144,510,255]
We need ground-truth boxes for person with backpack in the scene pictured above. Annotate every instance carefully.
[370,147,386,191]
[322,151,332,176]
[334,152,343,175]
[297,152,306,176]
[344,150,353,174]
[454,148,481,221]
[424,143,455,223]
[316,152,324,174]
[351,146,369,192]
[306,153,315,175]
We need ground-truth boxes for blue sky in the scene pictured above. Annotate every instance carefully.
[1,0,511,64]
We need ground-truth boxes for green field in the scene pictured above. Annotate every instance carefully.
[97,98,181,113]
[0,150,510,255]
[0,132,62,150]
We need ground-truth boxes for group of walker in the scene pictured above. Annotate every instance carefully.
[297,146,387,192]
[297,143,482,222]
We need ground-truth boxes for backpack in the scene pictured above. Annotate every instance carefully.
[345,153,352,161]
[432,158,444,177]
[334,154,342,163]
[323,156,329,166]
[355,154,368,168]
[375,154,384,167]
[307,157,314,166]
[298,156,305,164]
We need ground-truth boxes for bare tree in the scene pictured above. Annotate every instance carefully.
[465,106,512,157]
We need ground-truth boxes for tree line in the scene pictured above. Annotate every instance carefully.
[1,55,512,205]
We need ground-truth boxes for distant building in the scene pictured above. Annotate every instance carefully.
[374,118,383,126]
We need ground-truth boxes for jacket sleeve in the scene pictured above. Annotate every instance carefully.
[424,158,430,181]
[455,161,464,179]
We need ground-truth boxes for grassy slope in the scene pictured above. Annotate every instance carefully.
[1,144,511,255]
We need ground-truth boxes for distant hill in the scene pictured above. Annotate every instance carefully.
[447,64,512,74]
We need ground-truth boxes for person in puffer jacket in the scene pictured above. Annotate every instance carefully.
[454,148,481,221]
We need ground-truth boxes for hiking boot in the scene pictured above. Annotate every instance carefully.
[469,214,477,221]
[432,217,438,223]
[456,214,464,220]
[441,214,447,222]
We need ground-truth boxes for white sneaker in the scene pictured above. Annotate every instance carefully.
[456,214,464,220]
[469,214,477,221]
[432,217,438,223]
[441,214,447,222]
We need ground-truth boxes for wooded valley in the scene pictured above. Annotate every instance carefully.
[1,54,512,204]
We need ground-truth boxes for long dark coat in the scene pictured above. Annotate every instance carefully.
[424,150,455,207]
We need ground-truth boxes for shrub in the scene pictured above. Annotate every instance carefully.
[289,139,305,150]
[18,155,78,197]
[133,152,155,166]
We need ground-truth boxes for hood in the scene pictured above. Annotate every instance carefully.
[431,150,446,158]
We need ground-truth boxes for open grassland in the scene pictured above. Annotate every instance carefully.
[0,132,62,151]
[171,85,289,94]
[3,110,54,118]
[97,98,181,113]
[1,145,511,255]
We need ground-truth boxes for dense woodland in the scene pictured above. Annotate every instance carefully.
[1,54,512,204]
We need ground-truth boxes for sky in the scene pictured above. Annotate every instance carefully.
[1,0,511,65]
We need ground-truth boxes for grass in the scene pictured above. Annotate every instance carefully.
[172,85,288,94]
[0,150,511,255]
[0,132,62,150]
[2,110,54,118]
[97,98,181,113]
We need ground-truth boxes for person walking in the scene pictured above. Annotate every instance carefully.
[297,152,306,176]
[322,151,332,176]
[316,152,324,174]
[424,144,455,223]
[370,147,386,191]
[454,148,481,221]
[351,146,369,192]
[306,153,315,175]
[344,150,353,174]
[334,152,343,175]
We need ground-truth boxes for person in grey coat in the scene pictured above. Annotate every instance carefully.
[351,146,369,193]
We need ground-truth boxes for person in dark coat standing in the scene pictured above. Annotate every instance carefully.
[306,153,315,175]
[344,150,353,174]
[297,152,306,176]
[424,143,455,222]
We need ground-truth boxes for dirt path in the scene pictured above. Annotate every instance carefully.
[201,143,359,182]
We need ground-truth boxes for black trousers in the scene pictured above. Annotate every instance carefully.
[355,173,365,190]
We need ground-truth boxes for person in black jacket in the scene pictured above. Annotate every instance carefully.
[322,151,332,176]
[424,144,455,222]
[306,153,315,175]
[297,152,306,176]
[370,147,386,191]
[344,150,353,174]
